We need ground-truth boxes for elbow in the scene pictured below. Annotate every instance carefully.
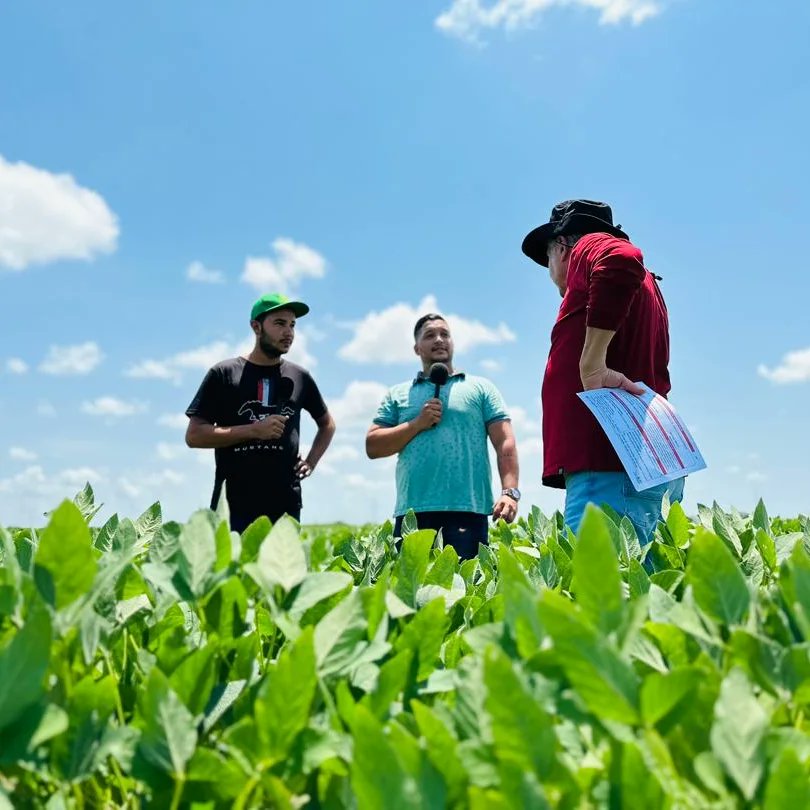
[365,435,381,459]
[185,428,199,448]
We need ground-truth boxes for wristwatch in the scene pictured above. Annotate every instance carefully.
[502,487,521,501]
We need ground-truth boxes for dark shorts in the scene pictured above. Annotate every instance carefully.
[229,506,301,534]
[393,511,489,560]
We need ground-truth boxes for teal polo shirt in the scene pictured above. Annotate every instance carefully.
[373,371,510,516]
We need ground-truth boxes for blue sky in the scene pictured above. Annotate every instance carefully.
[1,0,808,527]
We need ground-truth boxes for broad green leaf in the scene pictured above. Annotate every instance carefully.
[387,721,446,808]
[350,705,420,810]
[314,589,368,676]
[710,668,768,800]
[712,505,743,557]
[135,501,162,538]
[686,528,750,626]
[255,627,317,759]
[572,505,624,634]
[620,741,664,809]
[366,650,414,718]
[289,571,353,620]
[137,668,198,777]
[239,515,271,562]
[411,700,467,805]
[764,747,810,810]
[177,512,217,596]
[752,499,770,535]
[35,500,97,609]
[393,530,435,607]
[496,546,544,659]
[94,513,119,552]
[169,647,218,716]
[394,598,449,681]
[665,501,691,547]
[641,667,701,725]
[252,515,307,592]
[538,591,640,724]
[484,649,555,778]
[0,597,52,730]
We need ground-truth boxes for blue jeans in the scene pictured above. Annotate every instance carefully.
[564,472,686,545]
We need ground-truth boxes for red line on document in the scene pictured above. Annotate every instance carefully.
[656,396,695,451]
[647,407,685,468]
[608,392,667,474]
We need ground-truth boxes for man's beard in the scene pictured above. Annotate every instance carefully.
[259,335,285,359]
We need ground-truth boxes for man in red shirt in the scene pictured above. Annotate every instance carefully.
[522,199,685,545]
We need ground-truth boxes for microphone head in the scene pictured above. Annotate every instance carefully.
[428,362,450,386]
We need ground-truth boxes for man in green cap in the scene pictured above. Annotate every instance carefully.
[185,293,336,532]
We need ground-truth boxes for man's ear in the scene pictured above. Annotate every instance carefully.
[251,319,261,337]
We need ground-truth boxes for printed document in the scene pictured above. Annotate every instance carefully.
[577,383,706,491]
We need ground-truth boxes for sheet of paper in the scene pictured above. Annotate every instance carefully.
[577,383,706,491]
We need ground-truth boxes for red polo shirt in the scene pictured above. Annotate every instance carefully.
[541,232,672,488]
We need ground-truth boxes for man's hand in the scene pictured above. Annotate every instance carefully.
[252,414,288,440]
[581,366,645,395]
[294,455,313,480]
[492,494,518,523]
[413,398,442,431]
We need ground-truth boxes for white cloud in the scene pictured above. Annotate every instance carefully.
[186,260,225,284]
[81,397,147,418]
[37,401,57,418]
[758,347,810,384]
[338,295,516,364]
[746,471,767,484]
[241,237,327,293]
[127,331,317,384]
[329,381,389,427]
[158,413,189,429]
[0,464,103,497]
[480,359,502,373]
[508,405,542,437]
[436,0,662,42]
[0,154,119,271]
[9,447,37,462]
[117,468,185,500]
[40,342,104,376]
[6,358,28,374]
[156,442,186,461]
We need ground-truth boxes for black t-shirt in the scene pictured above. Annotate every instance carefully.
[186,357,327,519]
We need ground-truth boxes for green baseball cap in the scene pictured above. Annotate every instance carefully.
[250,293,310,321]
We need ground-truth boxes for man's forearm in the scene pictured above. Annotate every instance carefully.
[579,326,617,376]
[305,421,336,469]
[366,422,422,458]
[496,438,519,490]
[186,421,256,449]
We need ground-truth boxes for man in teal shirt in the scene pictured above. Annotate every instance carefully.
[366,312,520,558]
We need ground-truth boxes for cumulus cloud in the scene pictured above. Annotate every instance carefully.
[9,447,37,462]
[436,0,663,42]
[81,397,148,418]
[241,237,327,293]
[39,342,104,376]
[158,413,189,429]
[338,295,516,364]
[0,154,118,271]
[6,358,28,374]
[329,381,390,427]
[758,347,810,384]
[127,331,317,384]
[186,260,225,284]
[480,359,502,373]
[156,442,186,461]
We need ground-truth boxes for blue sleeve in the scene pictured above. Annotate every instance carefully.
[373,389,399,427]
[480,380,509,425]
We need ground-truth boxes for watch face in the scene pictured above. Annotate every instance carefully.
[505,488,521,500]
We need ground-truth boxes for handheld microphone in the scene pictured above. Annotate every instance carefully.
[428,362,449,398]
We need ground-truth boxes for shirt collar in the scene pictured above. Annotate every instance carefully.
[413,369,465,385]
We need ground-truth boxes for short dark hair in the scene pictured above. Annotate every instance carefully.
[413,313,447,340]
